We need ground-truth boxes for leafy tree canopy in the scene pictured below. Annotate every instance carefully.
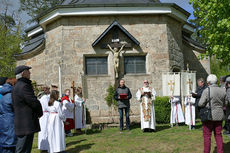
[0,3,22,77]
[190,0,230,66]
[19,0,64,23]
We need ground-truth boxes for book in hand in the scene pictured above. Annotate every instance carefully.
[119,93,128,100]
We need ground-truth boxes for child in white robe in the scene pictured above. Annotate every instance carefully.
[75,87,86,131]
[47,90,66,153]
[184,95,196,129]
[38,87,50,151]
[170,96,185,125]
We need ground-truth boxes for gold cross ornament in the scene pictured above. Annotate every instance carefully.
[168,80,175,91]
[187,79,193,91]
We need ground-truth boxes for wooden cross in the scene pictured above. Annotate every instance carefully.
[71,81,76,100]
[187,79,193,91]
[168,80,175,91]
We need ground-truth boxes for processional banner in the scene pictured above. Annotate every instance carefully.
[181,72,196,96]
[162,72,181,96]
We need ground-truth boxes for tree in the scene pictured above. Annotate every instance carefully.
[189,0,230,66]
[210,56,230,83]
[0,3,22,77]
[19,0,64,23]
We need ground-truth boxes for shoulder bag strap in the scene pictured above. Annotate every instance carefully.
[208,87,212,119]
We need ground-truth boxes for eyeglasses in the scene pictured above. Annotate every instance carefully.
[144,82,148,83]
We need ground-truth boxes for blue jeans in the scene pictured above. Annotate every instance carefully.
[118,107,130,130]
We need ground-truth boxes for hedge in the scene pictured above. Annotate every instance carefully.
[154,96,171,124]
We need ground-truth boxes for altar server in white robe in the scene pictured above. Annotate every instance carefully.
[170,96,185,125]
[136,80,156,131]
[38,87,50,151]
[184,95,196,128]
[47,90,66,153]
[75,87,86,130]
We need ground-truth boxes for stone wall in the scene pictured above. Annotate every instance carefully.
[166,17,184,71]
[182,42,209,80]
[17,15,208,123]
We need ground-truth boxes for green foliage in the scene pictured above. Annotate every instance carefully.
[155,96,171,124]
[210,57,230,83]
[0,6,22,77]
[20,0,64,23]
[105,84,117,107]
[190,0,230,66]
[86,107,92,124]
[31,80,40,96]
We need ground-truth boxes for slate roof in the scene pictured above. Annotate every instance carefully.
[182,35,206,51]
[15,32,45,60]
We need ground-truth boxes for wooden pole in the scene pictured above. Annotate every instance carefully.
[71,81,76,133]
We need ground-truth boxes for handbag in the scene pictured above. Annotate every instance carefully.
[199,87,212,122]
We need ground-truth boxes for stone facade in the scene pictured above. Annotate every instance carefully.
[17,15,209,123]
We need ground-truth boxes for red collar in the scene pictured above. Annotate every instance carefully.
[62,95,74,103]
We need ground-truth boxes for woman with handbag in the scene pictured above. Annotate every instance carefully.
[198,74,226,153]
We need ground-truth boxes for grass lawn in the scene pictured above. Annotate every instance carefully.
[32,122,230,153]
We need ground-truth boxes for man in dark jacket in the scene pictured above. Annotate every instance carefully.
[114,79,132,131]
[12,65,43,153]
[192,78,207,110]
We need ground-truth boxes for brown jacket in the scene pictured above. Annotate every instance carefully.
[198,84,226,121]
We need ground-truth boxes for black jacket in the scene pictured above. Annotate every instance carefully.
[114,85,132,108]
[192,85,207,107]
[12,78,43,136]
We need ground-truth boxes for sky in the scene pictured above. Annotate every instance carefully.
[0,0,195,30]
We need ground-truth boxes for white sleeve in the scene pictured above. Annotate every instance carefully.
[190,97,196,104]
[170,97,179,103]
[136,89,142,101]
[151,88,156,101]
[75,95,84,103]
[184,97,187,105]
[63,100,74,111]
[56,102,66,121]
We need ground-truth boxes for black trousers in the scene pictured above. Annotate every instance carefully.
[15,133,34,153]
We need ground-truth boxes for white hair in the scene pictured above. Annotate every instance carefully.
[16,72,23,80]
[207,74,217,85]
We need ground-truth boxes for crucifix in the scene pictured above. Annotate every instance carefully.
[187,79,193,92]
[105,27,130,79]
[71,81,76,100]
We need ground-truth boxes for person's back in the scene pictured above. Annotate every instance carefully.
[200,84,226,121]
[13,77,42,135]
[13,65,43,153]
[48,90,66,153]
[198,74,226,153]
[0,83,17,152]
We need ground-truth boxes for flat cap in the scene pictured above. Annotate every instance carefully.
[14,65,31,75]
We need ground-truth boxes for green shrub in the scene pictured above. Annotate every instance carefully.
[105,85,117,107]
[154,96,171,124]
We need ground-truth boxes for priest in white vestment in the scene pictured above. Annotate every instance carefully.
[170,96,185,125]
[184,95,196,128]
[75,87,86,130]
[136,80,156,131]
[38,87,50,151]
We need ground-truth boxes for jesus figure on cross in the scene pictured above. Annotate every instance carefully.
[107,43,126,78]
